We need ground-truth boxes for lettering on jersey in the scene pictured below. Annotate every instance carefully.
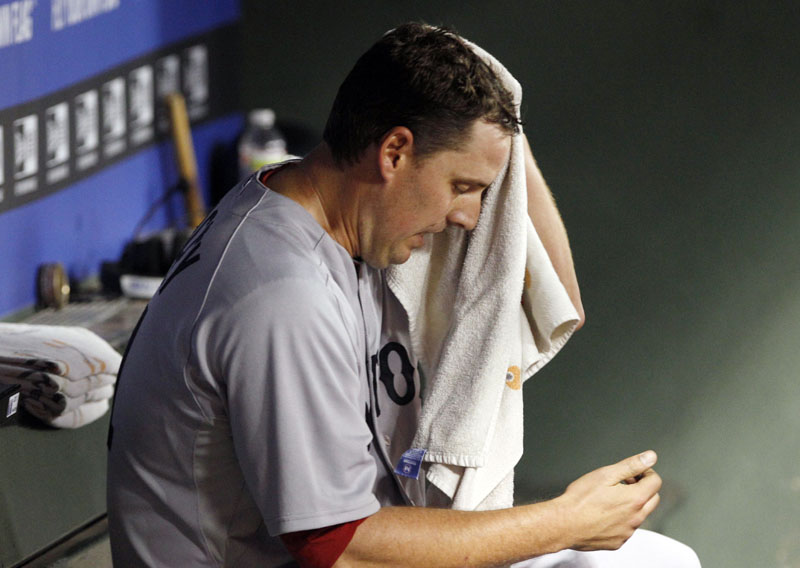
[0,0,34,49]
[158,209,217,294]
[364,404,373,452]
[371,341,416,417]
[370,353,380,417]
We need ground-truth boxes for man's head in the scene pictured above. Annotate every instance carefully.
[359,118,512,268]
[323,22,521,167]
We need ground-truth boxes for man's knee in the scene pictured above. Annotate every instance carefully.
[671,539,701,568]
[510,529,701,568]
[624,529,701,568]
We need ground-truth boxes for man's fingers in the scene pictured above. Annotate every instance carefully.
[641,491,661,519]
[611,451,657,485]
[633,468,662,496]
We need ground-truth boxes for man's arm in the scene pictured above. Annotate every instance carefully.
[523,135,586,329]
[334,452,661,567]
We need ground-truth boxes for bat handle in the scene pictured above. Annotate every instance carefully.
[165,93,206,229]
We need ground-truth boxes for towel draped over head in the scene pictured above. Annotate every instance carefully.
[385,36,580,511]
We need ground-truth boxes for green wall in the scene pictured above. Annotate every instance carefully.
[241,2,800,566]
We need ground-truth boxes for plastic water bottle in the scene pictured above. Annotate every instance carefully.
[238,108,288,179]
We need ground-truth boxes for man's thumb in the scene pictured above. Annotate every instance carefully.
[638,450,657,468]
[616,450,657,482]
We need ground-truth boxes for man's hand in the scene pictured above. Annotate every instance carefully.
[556,451,662,551]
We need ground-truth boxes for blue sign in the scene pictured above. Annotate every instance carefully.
[0,0,239,109]
[0,0,242,317]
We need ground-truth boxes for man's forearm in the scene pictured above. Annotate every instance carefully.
[334,452,661,567]
[523,135,585,328]
[336,500,569,567]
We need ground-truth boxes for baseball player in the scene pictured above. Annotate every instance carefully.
[107,23,700,567]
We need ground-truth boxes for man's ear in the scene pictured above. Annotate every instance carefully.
[377,127,414,181]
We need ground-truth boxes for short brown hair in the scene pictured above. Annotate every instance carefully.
[323,22,520,166]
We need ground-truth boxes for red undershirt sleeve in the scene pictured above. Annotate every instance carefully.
[280,517,368,568]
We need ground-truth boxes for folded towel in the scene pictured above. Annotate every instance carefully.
[21,383,115,419]
[30,399,112,430]
[0,364,116,399]
[386,37,580,511]
[0,323,121,428]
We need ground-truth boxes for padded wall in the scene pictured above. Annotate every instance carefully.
[0,2,242,564]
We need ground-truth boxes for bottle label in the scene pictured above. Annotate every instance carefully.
[240,142,287,176]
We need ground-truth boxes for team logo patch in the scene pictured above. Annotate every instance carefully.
[505,365,521,390]
[394,448,426,480]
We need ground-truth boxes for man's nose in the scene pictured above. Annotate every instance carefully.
[446,193,482,231]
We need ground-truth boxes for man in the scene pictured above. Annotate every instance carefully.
[107,23,700,567]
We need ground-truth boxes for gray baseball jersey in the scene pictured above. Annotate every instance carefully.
[107,166,424,567]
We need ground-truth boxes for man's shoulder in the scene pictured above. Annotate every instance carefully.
[204,241,358,338]
[208,192,336,288]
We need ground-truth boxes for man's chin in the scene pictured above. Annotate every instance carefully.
[388,249,413,266]
[409,233,426,248]
[386,243,420,267]
[365,240,422,268]
[358,251,408,269]
[396,235,429,263]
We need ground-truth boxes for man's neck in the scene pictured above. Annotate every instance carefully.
[267,144,362,259]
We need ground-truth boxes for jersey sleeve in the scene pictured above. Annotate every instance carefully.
[280,517,368,568]
[202,276,380,536]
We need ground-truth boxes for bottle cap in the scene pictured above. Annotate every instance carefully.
[248,108,275,128]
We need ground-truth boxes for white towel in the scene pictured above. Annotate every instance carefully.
[27,398,112,429]
[385,38,580,511]
[0,323,121,428]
